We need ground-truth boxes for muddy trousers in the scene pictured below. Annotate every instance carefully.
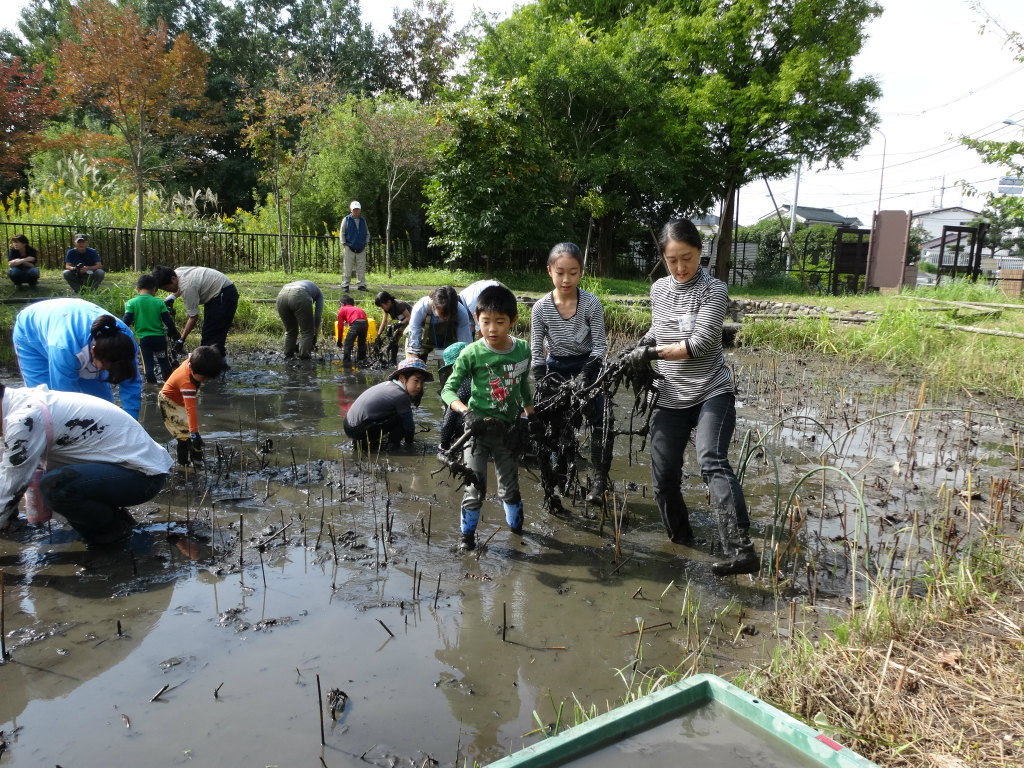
[649,394,752,556]
[342,319,368,361]
[460,427,523,534]
[276,285,316,359]
[39,464,167,542]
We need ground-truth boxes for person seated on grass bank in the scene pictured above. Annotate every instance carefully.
[7,234,39,288]
[626,217,760,577]
[336,294,369,365]
[440,284,535,551]
[0,381,172,545]
[276,279,324,360]
[343,358,432,451]
[13,297,143,419]
[159,346,224,468]
[405,285,474,363]
[151,265,238,369]
[63,233,105,293]
[123,274,180,384]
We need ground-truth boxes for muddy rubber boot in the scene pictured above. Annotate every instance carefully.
[586,476,607,506]
[176,439,191,466]
[460,531,476,551]
[712,526,759,576]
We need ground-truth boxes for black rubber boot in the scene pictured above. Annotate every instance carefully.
[460,531,476,551]
[586,476,606,506]
[176,440,191,466]
[711,546,760,576]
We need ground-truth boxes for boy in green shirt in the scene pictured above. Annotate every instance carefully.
[440,284,535,550]
[123,274,180,383]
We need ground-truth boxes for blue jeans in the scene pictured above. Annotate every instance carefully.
[8,265,39,286]
[40,463,167,542]
[138,334,172,383]
[650,393,749,552]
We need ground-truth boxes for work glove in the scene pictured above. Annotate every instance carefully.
[189,433,204,463]
[625,346,658,371]
[580,356,602,381]
[172,338,185,355]
[463,409,486,436]
[164,294,176,309]
[527,413,544,440]
[531,364,547,382]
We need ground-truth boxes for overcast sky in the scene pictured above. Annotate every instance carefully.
[3,0,1022,226]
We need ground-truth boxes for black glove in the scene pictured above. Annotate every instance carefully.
[172,338,185,355]
[531,364,547,382]
[625,346,658,370]
[463,409,485,436]
[580,357,601,380]
[189,433,204,462]
[527,413,544,439]
[164,295,176,309]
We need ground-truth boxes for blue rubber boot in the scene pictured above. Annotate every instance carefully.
[503,498,523,535]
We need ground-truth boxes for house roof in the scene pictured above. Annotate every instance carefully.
[758,205,862,227]
[912,206,980,218]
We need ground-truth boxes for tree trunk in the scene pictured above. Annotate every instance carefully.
[386,176,395,278]
[134,167,144,271]
[286,195,294,273]
[715,180,737,283]
[595,212,617,277]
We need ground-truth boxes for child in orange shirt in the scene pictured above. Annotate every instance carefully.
[159,346,224,466]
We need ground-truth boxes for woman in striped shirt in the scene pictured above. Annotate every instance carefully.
[628,219,759,576]
[530,242,613,506]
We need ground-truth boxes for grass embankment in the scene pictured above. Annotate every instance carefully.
[741,527,1024,767]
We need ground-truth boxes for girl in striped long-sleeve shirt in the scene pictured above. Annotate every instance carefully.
[627,219,759,576]
[530,242,613,506]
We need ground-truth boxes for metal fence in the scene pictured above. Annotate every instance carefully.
[1,221,439,274]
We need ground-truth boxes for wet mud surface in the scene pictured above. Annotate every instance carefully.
[1,350,1022,766]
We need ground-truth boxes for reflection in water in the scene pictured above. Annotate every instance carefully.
[2,352,1021,765]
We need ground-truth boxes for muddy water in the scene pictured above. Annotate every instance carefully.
[1,350,1021,766]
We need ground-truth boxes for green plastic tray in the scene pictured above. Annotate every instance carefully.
[488,673,880,767]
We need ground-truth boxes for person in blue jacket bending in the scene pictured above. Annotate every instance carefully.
[12,298,143,419]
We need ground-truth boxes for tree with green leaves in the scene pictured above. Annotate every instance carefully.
[382,0,462,103]
[56,0,215,270]
[428,6,704,274]
[238,69,335,271]
[360,96,448,276]
[653,0,882,282]
[969,200,1024,257]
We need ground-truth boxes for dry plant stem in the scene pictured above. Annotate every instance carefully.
[474,527,502,560]
[1,569,7,660]
[316,673,326,746]
[434,573,441,609]
[149,684,170,702]
[376,618,394,638]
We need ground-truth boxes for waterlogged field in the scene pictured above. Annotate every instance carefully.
[1,348,1021,767]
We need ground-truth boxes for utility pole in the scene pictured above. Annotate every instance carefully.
[787,159,802,271]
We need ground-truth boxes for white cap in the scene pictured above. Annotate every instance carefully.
[350,200,361,210]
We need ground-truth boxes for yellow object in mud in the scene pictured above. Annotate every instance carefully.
[334,317,377,344]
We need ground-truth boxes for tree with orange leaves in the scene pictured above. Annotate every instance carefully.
[0,57,58,180]
[56,0,214,270]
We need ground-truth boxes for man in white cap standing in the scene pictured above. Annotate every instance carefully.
[340,200,369,292]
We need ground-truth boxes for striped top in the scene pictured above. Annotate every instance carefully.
[530,289,607,366]
[639,269,733,409]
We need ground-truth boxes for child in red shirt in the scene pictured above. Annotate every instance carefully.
[159,346,224,466]
[336,295,369,364]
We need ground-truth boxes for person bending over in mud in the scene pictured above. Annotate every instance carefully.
[626,218,760,577]
[530,242,613,507]
[343,358,433,450]
[0,381,172,545]
[440,284,536,551]
[404,285,474,363]
[159,346,225,467]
